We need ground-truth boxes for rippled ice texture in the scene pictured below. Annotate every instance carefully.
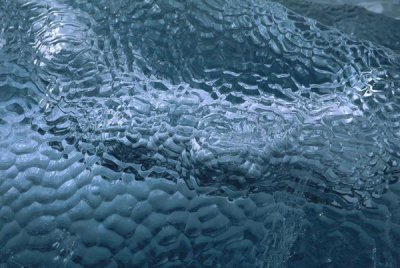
[1,0,400,267]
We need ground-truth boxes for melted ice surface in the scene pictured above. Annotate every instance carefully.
[1,0,400,267]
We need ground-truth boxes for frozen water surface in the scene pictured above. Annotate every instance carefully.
[1,0,400,267]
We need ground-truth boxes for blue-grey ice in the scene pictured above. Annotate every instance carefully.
[1,0,400,267]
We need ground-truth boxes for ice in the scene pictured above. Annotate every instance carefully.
[0,0,400,267]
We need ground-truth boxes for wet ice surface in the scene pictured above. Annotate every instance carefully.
[1,0,400,267]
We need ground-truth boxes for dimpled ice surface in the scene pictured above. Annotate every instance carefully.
[1,0,400,267]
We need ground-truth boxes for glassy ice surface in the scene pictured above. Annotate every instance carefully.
[0,0,400,267]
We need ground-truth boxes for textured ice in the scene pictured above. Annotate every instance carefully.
[1,0,400,267]
[278,0,400,52]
